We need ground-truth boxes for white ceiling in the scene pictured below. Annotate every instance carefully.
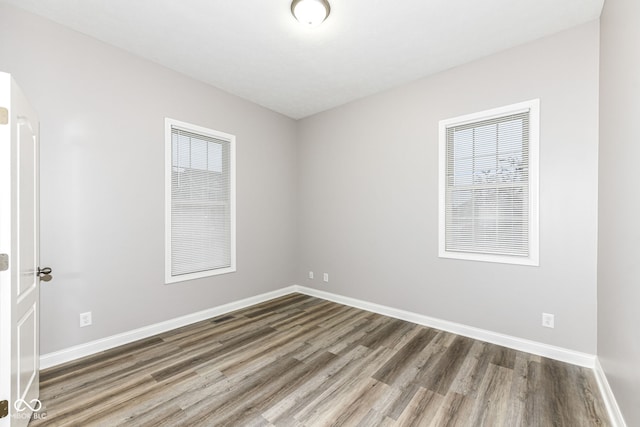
[2,0,604,119]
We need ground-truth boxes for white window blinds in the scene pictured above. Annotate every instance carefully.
[165,119,236,282]
[439,100,539,265]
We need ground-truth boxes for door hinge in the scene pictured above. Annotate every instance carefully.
[0,400,8,418]
[0,107,7,125]
[0,254,8,272]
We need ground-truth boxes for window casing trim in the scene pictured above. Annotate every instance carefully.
[164,118,236,284]
[438,99,540,266]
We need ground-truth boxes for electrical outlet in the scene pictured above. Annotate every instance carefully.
[323,273,329,283]
[542,313,554,328]
[308,271,314,279]
[80,312,92,327]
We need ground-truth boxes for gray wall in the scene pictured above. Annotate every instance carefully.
[0,3,605,363]
[598,0,640,424]
[298,22,600,353]
[0,4,298,354]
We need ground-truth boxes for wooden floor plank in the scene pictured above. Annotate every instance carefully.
[262,347,371,424]
[395,387,444,427]
[372,328,439,385]
[30,294,611,426]
[467,363,513,426]
[422,335,475,395]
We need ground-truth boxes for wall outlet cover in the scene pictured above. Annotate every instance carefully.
[542,313,554,328]
[80,312,92,327]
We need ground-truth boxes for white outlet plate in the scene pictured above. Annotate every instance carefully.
[542,313,554,328]
[308,271,314,279]
[323,273,329,282]
[80,312,92,327]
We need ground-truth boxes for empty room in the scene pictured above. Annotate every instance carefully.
[0,0,637,425]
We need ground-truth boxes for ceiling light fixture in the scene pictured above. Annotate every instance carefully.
[291,0,331,27]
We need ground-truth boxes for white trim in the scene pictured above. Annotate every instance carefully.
[438,103,534,129]
[40,286,297,369]
[164,118,237,284]
[41,284,622,423]
[438,99,540,266]
[293,285,595,368]
[594,358,627,427]
[42,284,595,370]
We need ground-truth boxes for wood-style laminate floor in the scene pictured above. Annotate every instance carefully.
[30,293,610,426]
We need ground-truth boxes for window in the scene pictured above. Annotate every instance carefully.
[165,118,236,283]
[438,100,539,266]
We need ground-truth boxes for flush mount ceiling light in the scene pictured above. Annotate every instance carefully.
[291,0,331,27]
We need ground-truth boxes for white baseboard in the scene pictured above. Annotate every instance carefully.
[594,358,627,427]
[41,284,622,425]
[42,284,597,370]
[40,286,298,369]
[294,287,626,424]
[292,285,596,368]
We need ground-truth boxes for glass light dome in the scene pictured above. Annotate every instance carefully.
[291,0,331,27]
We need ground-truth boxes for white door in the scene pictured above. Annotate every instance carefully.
[0,72,46,426]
